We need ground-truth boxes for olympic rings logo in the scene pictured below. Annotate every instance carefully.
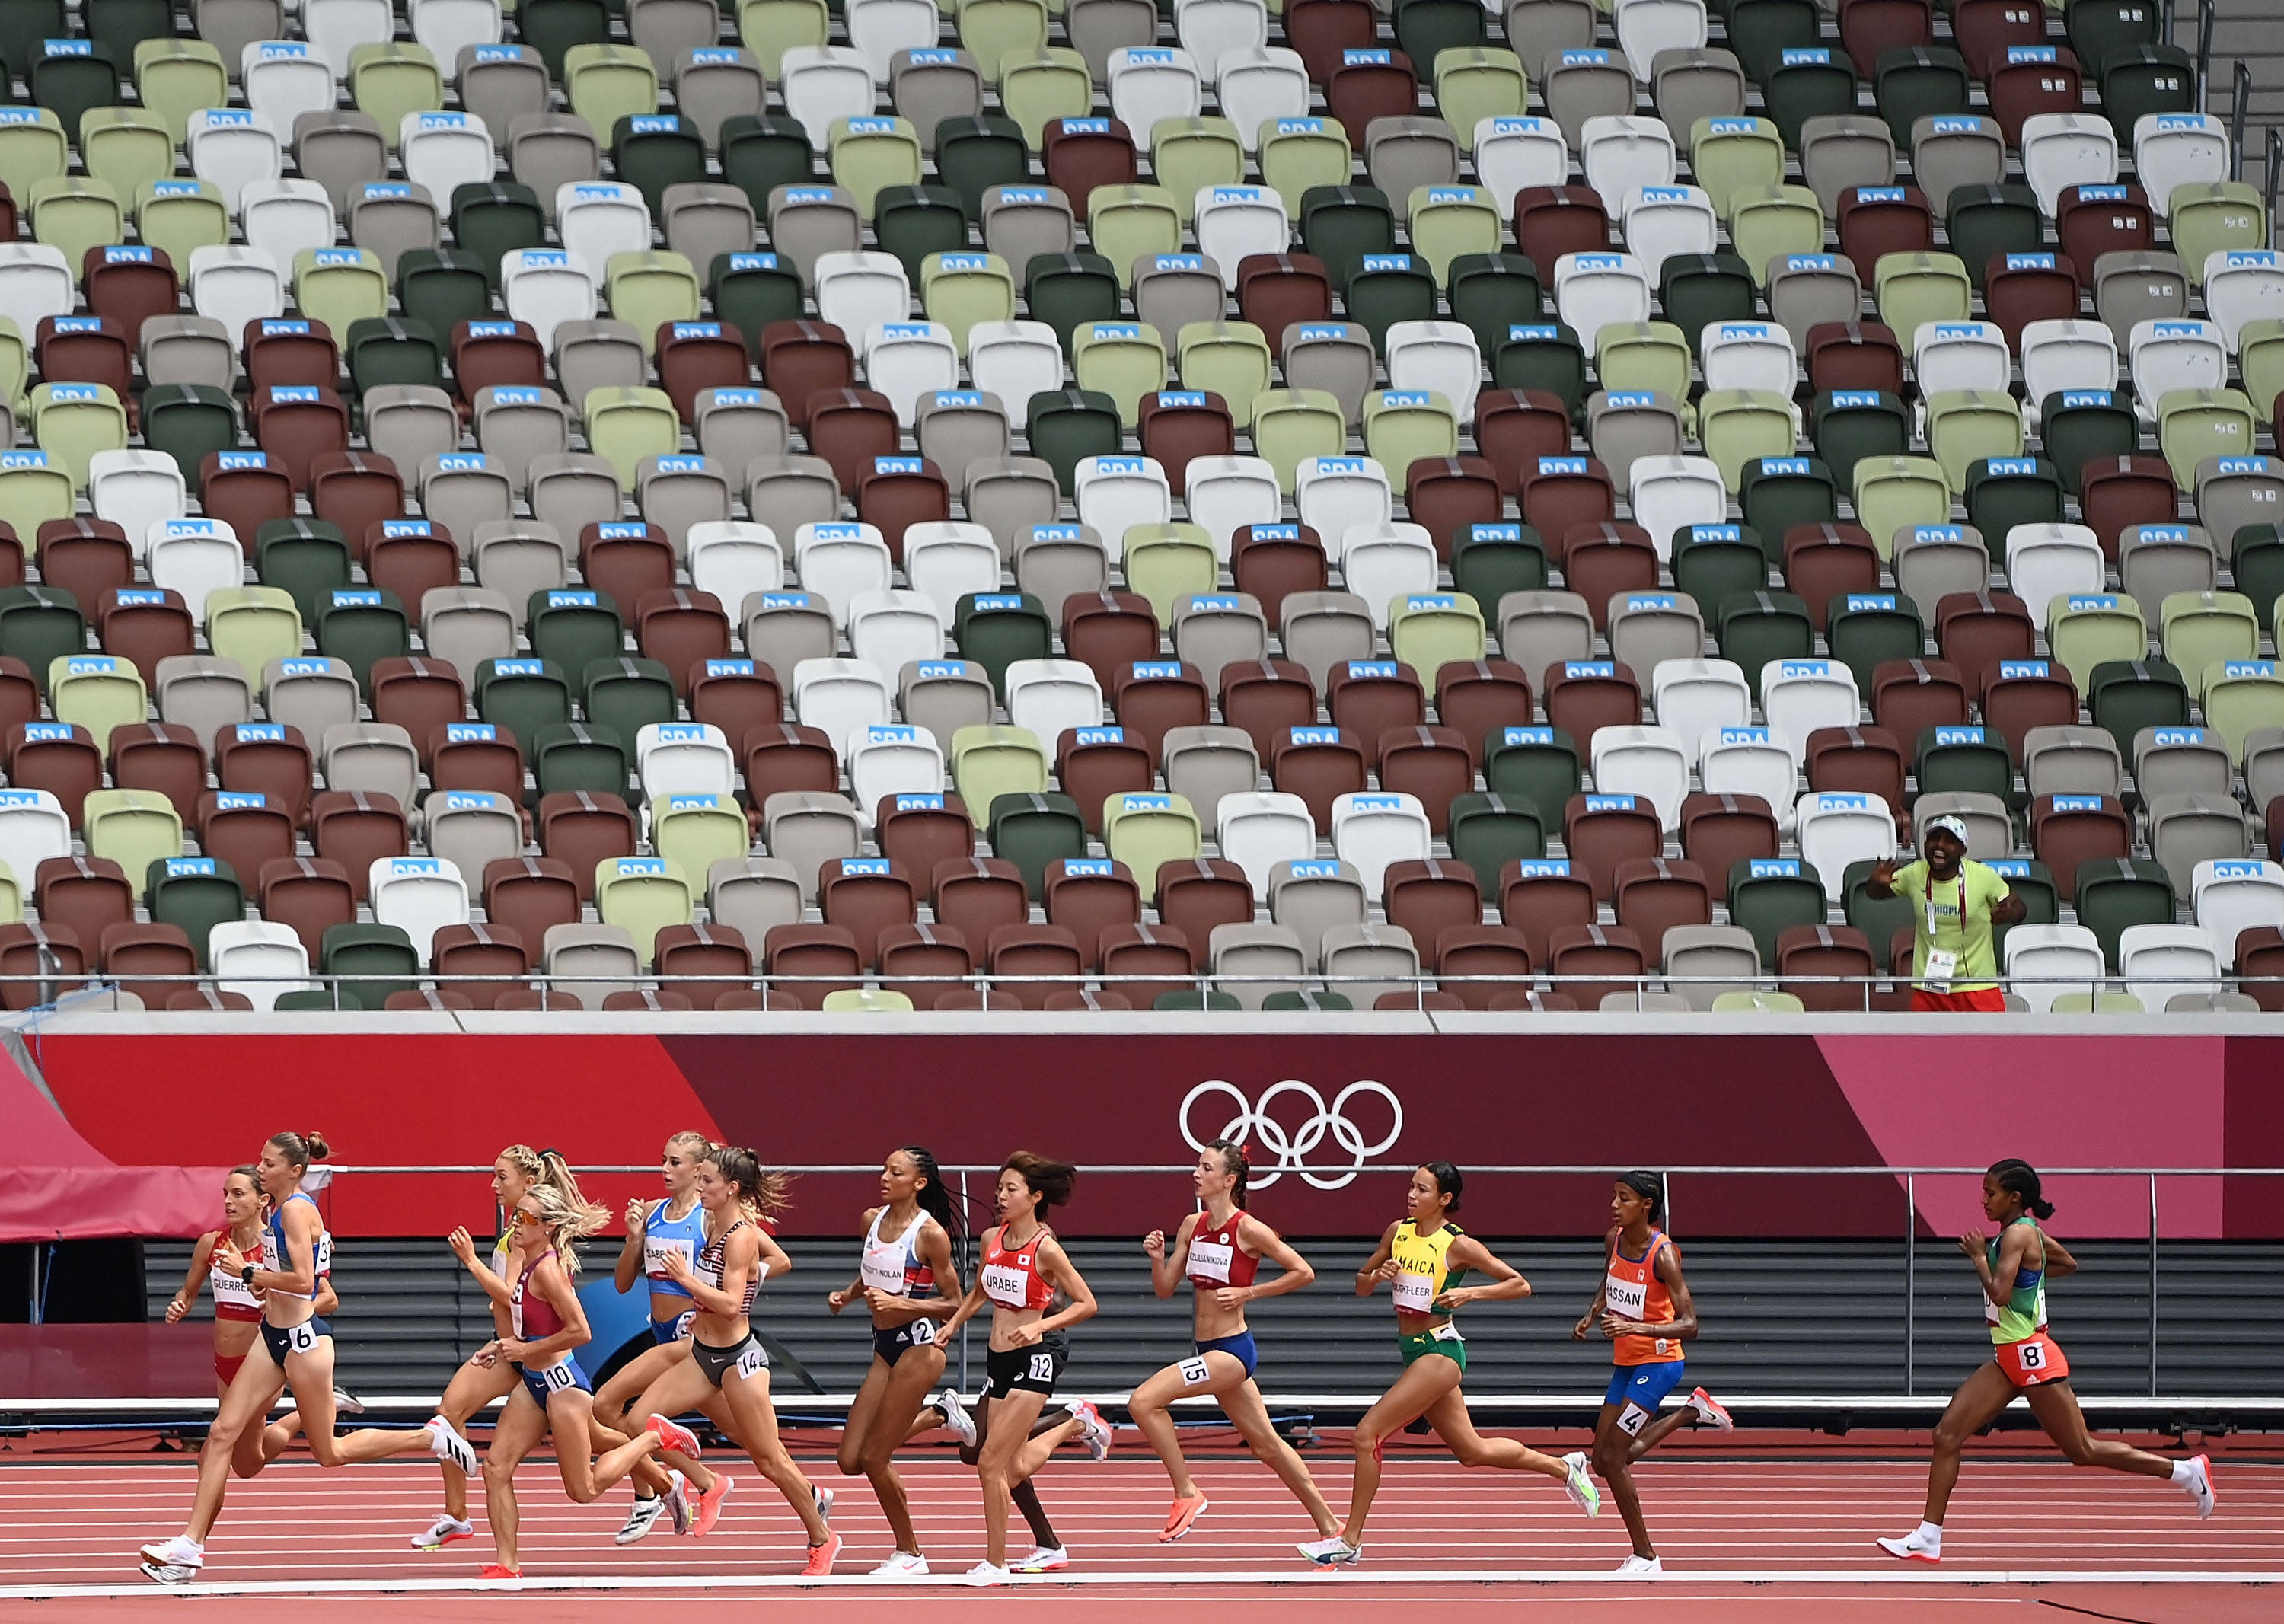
[1178,1080,1403,1190]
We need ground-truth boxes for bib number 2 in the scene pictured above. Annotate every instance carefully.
[906,1317,936,1346]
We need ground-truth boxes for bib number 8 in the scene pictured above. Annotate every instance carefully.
[1027,1351,1055,1383]
[1178,1354,1211,1386]
[2020,1342,2045,1370]
[907,1317,936,1346]
[286,1322,320,1356]
[735,1343,767,1380]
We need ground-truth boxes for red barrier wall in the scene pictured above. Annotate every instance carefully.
[30,1027,2276,1240]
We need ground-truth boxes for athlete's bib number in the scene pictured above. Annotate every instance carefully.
[1392,1270,1436,1313]
[2017,1340,2046,1370]
[1178,1354,1211,1386]
[1605,1275,1648,1319]
[734,1342,767,1380]
[644,1236,696,1280]
[668,1310,695,1341]
[1187,1238,1233,1284]
[1028,1351,1055,1383]
[981,1262,1029,1308]
[539,1358,577,1392]
[283,1320,321,1356]
[905,1316,936,1346]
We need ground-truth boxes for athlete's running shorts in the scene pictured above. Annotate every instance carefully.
[652,1311,694,1346]
[215,1353,246,1388]
[981,1332,1069,1399]
[1191,1329,1258,1379]
[873,1318,941,1366]
[1398,1324,1466,1372]
[259,1316,330,1366]
[521,1357,594,1408]
[691,1332,767,1388]
[1605,1359,1686,1433]
[1995,1332,2069,1387]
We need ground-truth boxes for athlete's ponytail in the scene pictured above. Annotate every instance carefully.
[1989,1158,2056,1220]
[266,1131,330,1171]
[524,1182,609,1266]
[903,1144,961,1241]
[1003,1150,1078,1214]
[707,1145,793,1220]
[1207,1139,1251,1210]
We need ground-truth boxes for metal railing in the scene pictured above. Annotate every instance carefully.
[2199,0,2218,110]
[2269,126,2282,244]
[2234,59,2254,180]
[10,968,2279,1015]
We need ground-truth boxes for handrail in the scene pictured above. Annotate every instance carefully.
[2199,0,2217,112]
[2270,127,2283,247]
[2232,59,2253,181]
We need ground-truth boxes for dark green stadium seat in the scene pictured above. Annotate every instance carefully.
[532,721,631,802]
[711,251,805,355]
[988,791,1089,899]
[719,115,817,211]
[1299,185,1397,286]
[321,922,419,1006]
[2038,391,2139,495]
[2231,525,2284,631]
[1963,457,2067,552]
[2097,45,2197,142]
[954,592,1054,694]
[146,856,244,968]
[142,384,241,488]
[933,116,1029,219]
[450,183,547,288]
[1726,856,1827,967]
[1489,322,1588,419]
[1342,254,1438,348]
[1738,455,1840,539]
[1873,45,1973,146]
[1725,0,1822,87]
[255,522,353,624]
[872,185,971,279]
[1025,390,1124,494]
[1482,725,1579,820]
[476,657,574,748]
[526,587,624,678]
[1915,723,2015,804]
[1673,523,1772,605]
[1392,0,1486,69]
[1155,987,1242,1010]
[582,656,678,740]
[1444,254,1543,359]
[1826,592,1926,689]
[1659,254,1759,356]
[1262,987,1354,1010]
[0,587,88,694]
[2074,855,2177,968]
[518,0,611,78]
[1448,792,1546,892]
[314,589,412,694]
[1451,522,1548,608]
[345,317,445,397]
[2086,658,2190,755]
[1025,253,1124,356]
[1760,46,1857,152]
[1716,591,1817,693]
[1944,185,2047,291]
[396,247,493,334]
[611,114,709,214]
[1808,391,1911,487]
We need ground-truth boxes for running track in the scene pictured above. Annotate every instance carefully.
[2,1440,2276,1620]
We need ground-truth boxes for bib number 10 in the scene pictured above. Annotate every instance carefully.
[541,1360,577,1392]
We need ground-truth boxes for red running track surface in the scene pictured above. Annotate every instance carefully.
[2,1441,2276,1619]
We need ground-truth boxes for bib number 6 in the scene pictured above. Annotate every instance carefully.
[1027,1351,1055,1383]
[1177,1354,1211,1386]
[285,1321,320,1356]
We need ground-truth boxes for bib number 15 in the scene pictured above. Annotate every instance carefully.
[1178,1354,1211,1386]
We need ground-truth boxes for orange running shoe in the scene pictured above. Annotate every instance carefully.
[692,1472,735,1539]
[801,1531,843,1577]
[478,1564,521,1579]
[1159,1493,1209,1543]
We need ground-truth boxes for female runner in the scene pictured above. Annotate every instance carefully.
[825,1145,963,1575]
[476,1182,691,1578]
[1571,1170,1734,1575]
[1298,1161,1600,1567]
[932,1151,1112,1587]
[1131,1140,1341,1544]
[628,1144,843,1575]
[166,1167,283,1399]
[1877,1160,2214,1562]
[413,1144,622,1549]
[595,1130,728,1544]
[139,1132,480,1584]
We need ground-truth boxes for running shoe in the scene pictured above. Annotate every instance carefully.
[692,1472,734,1539]
[965,1561,1010,1587]
[615,1493,667,1546]
[1295,1535,1361,1565]
[332,1386,365,1416]
[478,1564,522,1580]
[645,1413,701,1456]
[935,1386,976,1447]
[1615,1554,1664,1576]
[872,1551,930,1576]
[139,1536,203,1572]
[664,1471,691,1537]
[1561,1451,1602,1517]
[1875,1531,1941,1563]
[1071,1398,1114,1461]
[813,1484,835,1527]
[2184,1454,2216,1519]
[800,1531,842,1577]
[410,1514,474,1551]
[1010,1545,1068,1572]
[1159,1492,1208,1543]
[141,1564,199,1587]
[1687,1387,1734,1432]
[425,1415,479,1476]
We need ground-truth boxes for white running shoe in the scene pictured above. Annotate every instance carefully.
[1687,1386,1734,1432]
[814,1485,835,1526]
[665,1470,691,1536]
[872,1551,930,1576]
[139,1536,203,1571]
[1876,1531,1941,1563]
[935,1387,976,1447]
[332,1386,365,1415]
[1010,1545,1068,1572]
[1296,1534,1361,1565]
[2184,1454,2216,1519]
[965,1561,1010,1587]
[1615,1553,1664,1576]
[410,1514,474,1551]
[1070,1398,1114,1461]
[615,1493,667,1546]
[425,1415,478,1476]
[1561,1451,1602,1517]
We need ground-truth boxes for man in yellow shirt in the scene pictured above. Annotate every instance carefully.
[1867,815,2027,1012]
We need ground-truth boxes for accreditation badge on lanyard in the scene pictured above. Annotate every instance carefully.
[1922,875,1965,991]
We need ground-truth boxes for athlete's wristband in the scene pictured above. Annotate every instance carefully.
[241,1266,257,1285]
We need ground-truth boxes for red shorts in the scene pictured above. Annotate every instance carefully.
[216,1353,246,1389]
[1912,987,2008,1013]
[1995,1332,2069,1387]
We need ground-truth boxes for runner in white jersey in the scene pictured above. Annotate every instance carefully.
[826,1145,964,1574]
